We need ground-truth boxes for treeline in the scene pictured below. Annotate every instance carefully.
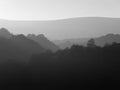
[0,42,120,89]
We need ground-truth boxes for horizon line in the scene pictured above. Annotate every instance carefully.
[1,16,120,21]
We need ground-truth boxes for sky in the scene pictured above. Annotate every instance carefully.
[0,0,120,20]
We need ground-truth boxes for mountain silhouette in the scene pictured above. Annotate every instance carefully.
[0,28,45,62]
[53,38,89,49]
[0,28,13,38]
[11,34,45,54]
[54,33,120,49]
[27,34,59,52]
[95,33,120,46]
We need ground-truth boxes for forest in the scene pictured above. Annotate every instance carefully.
[0,40,120,89]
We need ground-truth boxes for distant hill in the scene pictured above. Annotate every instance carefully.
[27,34,59,52]
[1,17,120,49]
[53,38,89,49]
[1,17,120,40]
[95,33,120,46]
[54,34,120,49]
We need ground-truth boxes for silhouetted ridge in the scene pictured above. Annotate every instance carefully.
[0,28,13,38]
[53,38,89,49]
[11,34,45,54]
[0,28,46,62]
[95,33,120,46]
[28,34,59,52]
[38,34,45,38]
[54,33,120,49]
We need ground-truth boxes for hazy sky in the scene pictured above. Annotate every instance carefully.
[0,0,120,20]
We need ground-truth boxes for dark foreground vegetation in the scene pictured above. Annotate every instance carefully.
[0,43,120,89]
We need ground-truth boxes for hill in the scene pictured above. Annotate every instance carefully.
[53,38,89,49]
[0,28,45,62]
[1,17,120,40]
[27,34,59,52]
[95,33,120,46]
[54,33,120,49]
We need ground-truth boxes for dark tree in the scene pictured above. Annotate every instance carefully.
[87,38,96,47]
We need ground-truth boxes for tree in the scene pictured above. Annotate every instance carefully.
[87,38,96,47]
